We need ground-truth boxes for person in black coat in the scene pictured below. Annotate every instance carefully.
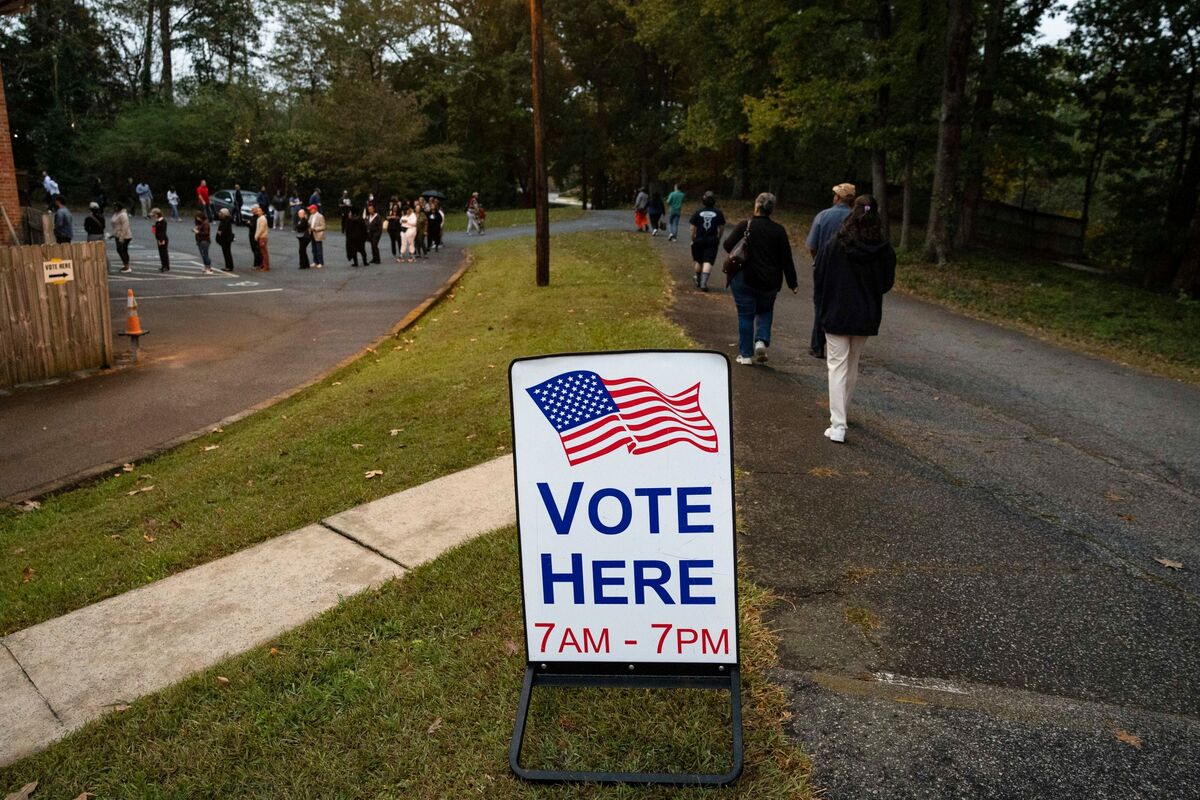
[813,193,896,444]
[344,206,368,266]
[151,208,170,272]
[427,198,444,251]
[365,202,383,263]
[721,192,798,365]
[233,184,245,225]
[215,208,235,272]
[295,208,311,269]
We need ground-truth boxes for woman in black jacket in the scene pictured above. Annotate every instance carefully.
[722,192,798,365]
[151,208,169,272]
[295,207,312,269]
[813,193,896,443]
[216,208,235,272]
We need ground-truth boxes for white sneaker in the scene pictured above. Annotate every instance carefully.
[754,340,768,362]
[652,229,658,236]
[735,355,754,365]
[825,425,846,443]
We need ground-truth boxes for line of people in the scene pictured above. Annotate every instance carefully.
[338,196,445,267]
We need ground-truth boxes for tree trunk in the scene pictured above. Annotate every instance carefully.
[956,0,1005,250]
[141,0,155,98]
[1171,205,1200,297]
[158,0,172,103]
[873,0,893,240]
[923,0,976,265]
[899,152,914,251]
[580,152,589,210]
[1147,108,1200,289]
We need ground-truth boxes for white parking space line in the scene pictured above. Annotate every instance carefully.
[108,288,284,300]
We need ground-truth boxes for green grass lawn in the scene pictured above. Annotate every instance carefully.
[0,530,812,798]
[896,250,1200,383]
[0,230,686,635]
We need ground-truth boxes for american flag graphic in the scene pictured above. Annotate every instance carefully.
[525,370,719,465]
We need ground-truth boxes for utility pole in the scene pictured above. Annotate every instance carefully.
[529,0,550,285]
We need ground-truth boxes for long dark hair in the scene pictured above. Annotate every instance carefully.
[837,194,883,246]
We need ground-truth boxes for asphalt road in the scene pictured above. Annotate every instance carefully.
[0,210,621,501]
[662,236,1200,798]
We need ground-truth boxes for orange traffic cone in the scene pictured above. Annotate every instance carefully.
[123,288,145,336]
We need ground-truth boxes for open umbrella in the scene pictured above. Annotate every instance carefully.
[420,190,446,199]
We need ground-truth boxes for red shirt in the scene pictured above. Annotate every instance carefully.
[197,184,210,204]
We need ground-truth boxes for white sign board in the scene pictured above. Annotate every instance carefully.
[43,258,74,285]
[510,351,738,666]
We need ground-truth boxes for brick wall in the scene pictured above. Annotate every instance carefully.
[0,64,23,245]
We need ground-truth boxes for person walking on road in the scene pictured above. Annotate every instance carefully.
[84,202,106,241]
[309,187,322,212]
[52,196,73,243]
[386,196,402,258]
[167,187,181,221]
[365,202,383,264]
[666,184,685,241]
[427,199,444,252]
[136,181,153,218]
[805,183,856,359]
[253,206,270,271]
[216,208,235,272]
[92,177,107,213]
[295,207,312,269]
[256,186,271,228]
[308,204,325,268]
[196,179,212,220]
[415,198,429,258]
[688,191,725,291]
[722,192,798,365]
[399,202,418,262]
[151,208,170,272]
[814,194,896,444]
[233,184,245,225]
[466,192,483,235]
[344,206,368,266]
[111,203,132,272]
[647,191,665,236]
[633,187,650,232]
[193,211,213,274]
[273,189,287,230]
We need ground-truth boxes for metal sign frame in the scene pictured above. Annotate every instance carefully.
[507,350,743,786]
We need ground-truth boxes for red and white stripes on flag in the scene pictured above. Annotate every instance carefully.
[560,377,719,465]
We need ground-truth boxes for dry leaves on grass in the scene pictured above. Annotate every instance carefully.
[73,793,96,799]
[216,676,230,687]
[364,470,384,479]
[426,717,443,735]
[1113,729,1143,749]
[504,640,521,656]
[4,781,37,800]
[142,533,157,543]
[389,428,404,436]
[808,467,843,478]
[122,463,135,472]
[202,444,220,452]
[331,381,342,386]
[351,443,364,449]
[126,485,155,496]
[17,500,40,512]
[1155,557,1184,570]
[21,566,35,583]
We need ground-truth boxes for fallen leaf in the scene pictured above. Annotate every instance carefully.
[332,381,342,386]
[211,427,224,434]
[73,793,96,800]
[17,500,40,512]
[1105,491,1125,502]
[1155,557,1183,570]
[389,428,405,436]
[4,781,37,800]
[1117,513,1136,522]
[1113,729,1142,749]
[21,565,35,583]
[142,534,157,543]
[504,640,520,656]
[427,717,443,735]
[364,470,384,479]
[466,433,476,440]
[109,534,122,540]
[136,474,153,482]
[366,347,377,354]
[113,704,129,713]
[202,445,220,452]
[487,364,496,369]
[216,676,230,686]
[351,443,364,449]
[126,485,155,496]
[269,647,281,656]
[122,463,135,472]
[808,467,843,478]
[12,547,25,555]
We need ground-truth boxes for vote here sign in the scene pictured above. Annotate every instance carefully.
[510,351,738,666]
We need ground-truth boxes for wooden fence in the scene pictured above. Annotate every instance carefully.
[0,241,113,388]
[974,200,1086,260]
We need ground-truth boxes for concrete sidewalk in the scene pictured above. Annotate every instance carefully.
[0,455,515,767]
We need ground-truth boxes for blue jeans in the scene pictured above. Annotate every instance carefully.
[730,271,778,358]
[197,240,211,267]
[668,211,681,238]
[311,240,324,265]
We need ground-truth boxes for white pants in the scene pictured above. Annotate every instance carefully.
[826,334,867,428]
[467,212,481,234]
[139,196,151,218]
[401,226,417,256]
